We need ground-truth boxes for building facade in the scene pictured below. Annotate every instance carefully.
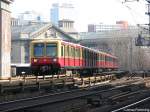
[11,21,77,64]
[80,23,150,71]
[58,19,79,40]
[88,21,129,32]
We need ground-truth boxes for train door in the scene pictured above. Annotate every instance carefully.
[78,48,80,67]
[64,45,68,67]
[100,54,102,68]
[75,48,77,67]
[102,54,105,68]
[61,45,65,67]
[69,46,72,67]
[104,55,106,68]
[85,49,87,67]
[105,56,107,68]
[82,48,85,67]
[68,45,73,67]
[79,48,82,67]
[73,47,75,66]
[108,57,110,68]
[110,57,113,68]
[68,46,70,66]
[73,46,75,67]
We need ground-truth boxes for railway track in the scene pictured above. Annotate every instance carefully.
[0,74,115,94]
[0,76,142,103]
[0,81,146,112]
[0,84,135,112]
[0,74,147,112]
[111,93,150,112]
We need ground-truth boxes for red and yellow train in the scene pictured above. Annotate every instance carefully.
[30,39,118,76]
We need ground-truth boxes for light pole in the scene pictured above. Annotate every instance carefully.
[145,0,150,35]
[129,36,133,73]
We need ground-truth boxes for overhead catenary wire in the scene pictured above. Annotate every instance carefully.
[115,0,147,25]
[115,0,150,35]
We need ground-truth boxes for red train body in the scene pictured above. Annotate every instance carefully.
[30,39,118,76]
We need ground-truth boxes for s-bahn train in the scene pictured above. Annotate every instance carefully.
[30,39,118,76]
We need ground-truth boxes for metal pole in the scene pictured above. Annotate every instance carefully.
[130,37,133,73]
[147,2,150,45]
[148,3,150,35]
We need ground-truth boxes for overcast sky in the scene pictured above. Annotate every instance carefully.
[11,0,148,31]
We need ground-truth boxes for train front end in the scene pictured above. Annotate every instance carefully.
[30,40,60,75]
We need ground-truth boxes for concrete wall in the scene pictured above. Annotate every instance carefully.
[11,41,21,63]
[0,8,11,78]
[11,40,30,64]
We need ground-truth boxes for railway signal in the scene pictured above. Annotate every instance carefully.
[135,34,150,46]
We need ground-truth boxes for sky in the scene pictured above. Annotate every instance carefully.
[11,0,148,32]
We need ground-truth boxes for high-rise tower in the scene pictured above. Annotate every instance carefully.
[50,3,74,26]
[50,3,59,26]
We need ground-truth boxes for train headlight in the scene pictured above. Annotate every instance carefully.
[53,58,57,62]
[34,59,38,62]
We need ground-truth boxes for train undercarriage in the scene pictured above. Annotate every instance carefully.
[31,64,117,77]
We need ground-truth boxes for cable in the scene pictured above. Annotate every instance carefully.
[115,0,147,25]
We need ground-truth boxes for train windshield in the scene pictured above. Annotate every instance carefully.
[33,43,44,57]
[46,43,57,57]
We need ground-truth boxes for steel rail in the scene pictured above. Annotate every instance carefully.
[0,85,129,112]
[112,94,150,112]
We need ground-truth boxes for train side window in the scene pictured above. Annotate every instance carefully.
[85,49,87,59]
[77,48,80,58]
[80,48,82,58]
[70,46,72,57]
[106,56,108,62]
[84,49,86,58]
[103,55,105,61]
[79,49,80,58]
[110,57,112,62]
[75,48,77,57]
[70,47,72,57]
[86,49,88,59]
[71,47,73,57]
[89,51,90,59]
[99,54,101,61]
[83,49,85,58]
[102,55,104,61]
[46,43,57,57]
[65,46,68,57]
[72,47,74,57]
[68,46,69,57]
[61,45,64,57]
[34,43,44,57]
[73,47,75,57]
[68,46,70,57]
[76,48,78,58]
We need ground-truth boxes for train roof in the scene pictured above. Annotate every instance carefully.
[31,38,117,59]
